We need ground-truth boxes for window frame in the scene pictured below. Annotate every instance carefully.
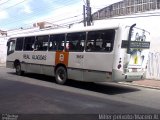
[48,34,65,51]
[23,36,36,51]
[7,39,16,55]
[35,35,49,51]
[15,37,24,51]
[66,32,86,52]
[85,29,116,52]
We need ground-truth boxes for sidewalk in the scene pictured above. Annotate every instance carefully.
[0,64,5,67]
[122,80,160,90]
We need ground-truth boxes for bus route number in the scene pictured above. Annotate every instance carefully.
[59,54,64,62]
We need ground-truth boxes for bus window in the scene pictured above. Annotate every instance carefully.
[15,37,24,51]
[35,35,49,51]
[86,29,115,52]
[49,34,65,51]
[66,32,85,52]
[23,36,35,51]
[7,40,15,55]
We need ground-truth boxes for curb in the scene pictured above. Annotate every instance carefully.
[0,65,5,67]
[119,82,160,90]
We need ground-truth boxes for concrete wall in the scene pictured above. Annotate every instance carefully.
[147,52,160,80]
[0,37,7,66]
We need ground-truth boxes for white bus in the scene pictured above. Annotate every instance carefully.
[6,23,150,84]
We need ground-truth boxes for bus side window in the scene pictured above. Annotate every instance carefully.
[49,41,57,51]
[86,30,115,52]
[87,42,94,51]
[66,32,85,52]
[35,35,49,51]
[24,37,35,51]
[15,37,24,51]
[49,34,65,51]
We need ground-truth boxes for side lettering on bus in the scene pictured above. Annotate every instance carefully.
[23,54,47,60]
[23,54,30,59]
[76,55,84,59]
[32,55,47,60]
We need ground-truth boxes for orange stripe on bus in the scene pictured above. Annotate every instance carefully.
[55,51,69,66]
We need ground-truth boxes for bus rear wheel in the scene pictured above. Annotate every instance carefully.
[15,63,24,76]
[55,66,67,85]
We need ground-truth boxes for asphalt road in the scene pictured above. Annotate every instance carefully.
[0,67,160,119]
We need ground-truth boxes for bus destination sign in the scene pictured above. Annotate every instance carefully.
[121,41,150,49]
[130,41,150,49]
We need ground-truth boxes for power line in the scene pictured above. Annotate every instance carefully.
[0,0,74,11]
[6,14,83,30]
[100,13,160,20]
[1,0,80,22]
[0,0,28,10]
[12,13,160,29]
[82,0,86,5]
[59,18,83,27]
[1,0,84,29]
[50,14,82,23]
[0,0,10,6]
[2,1,83,27]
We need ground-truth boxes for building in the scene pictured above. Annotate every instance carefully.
[92,0,160,20]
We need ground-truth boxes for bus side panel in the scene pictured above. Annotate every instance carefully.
[43,52,56,76]
[83,52,114,82]
[21,51,55,76]
[111,27,126,82]
[7,51,23,69]
[67,52,84,81]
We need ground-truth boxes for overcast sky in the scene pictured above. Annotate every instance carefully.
[0,0,122,30]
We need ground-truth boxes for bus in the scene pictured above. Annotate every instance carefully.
[6,23,150,84]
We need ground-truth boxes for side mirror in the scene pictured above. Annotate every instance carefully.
[7,42,9,46]
[127,24,136,54]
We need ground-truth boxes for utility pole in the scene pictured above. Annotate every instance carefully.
[83,5,86,27]
[83,0,92,26]
[86,0,91,26]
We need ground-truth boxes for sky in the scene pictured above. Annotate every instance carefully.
[0,0,121,30]
[0,0,160,51]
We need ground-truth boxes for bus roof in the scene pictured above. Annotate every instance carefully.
[9,23,122,38]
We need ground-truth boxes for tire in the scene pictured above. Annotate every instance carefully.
[55,66,67,85]
[15,63,24,76]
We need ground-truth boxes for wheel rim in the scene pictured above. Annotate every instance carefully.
[16,65,21,74]
[57,69,65,82]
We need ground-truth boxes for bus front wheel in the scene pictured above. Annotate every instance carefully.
[15,63,24,76]
[55,66,67,85]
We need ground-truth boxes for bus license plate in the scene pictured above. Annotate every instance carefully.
[132,68,137,72]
